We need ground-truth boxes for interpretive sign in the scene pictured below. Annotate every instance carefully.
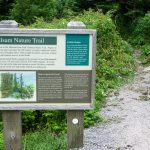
[0,29,96,110]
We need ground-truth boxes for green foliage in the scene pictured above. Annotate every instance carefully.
[23,130,66,150]
[20,10,135,133]
[130,12,150,64]
[22,110,66,133]
[22,111,36,132]
[40,111,66,133]
[132,12,150,45]
[11,0,57,25]
[23,131,66,150]
[74,0,100,11]
[0,0,15,20]
[55,0,76,18]
[0,133,4,150]
[108,0,150,37]
[11,0,75,25]
[141,44,150,56]
[84,110,102,128]
[140,44,150,64]
[0,131,66,150]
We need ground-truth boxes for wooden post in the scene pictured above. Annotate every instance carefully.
[0,20,22,150]
[2,111,22,150]
[67,110,84,149]
[67,21,86,150]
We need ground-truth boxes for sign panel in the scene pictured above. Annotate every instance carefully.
[0,29,96,110]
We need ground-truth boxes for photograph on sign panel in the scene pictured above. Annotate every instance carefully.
[0,71,36,102]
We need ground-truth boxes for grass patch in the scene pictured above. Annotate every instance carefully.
[0,131,66,150]
[23,130,66,150]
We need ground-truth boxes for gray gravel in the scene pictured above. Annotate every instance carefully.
[80,65,150,150]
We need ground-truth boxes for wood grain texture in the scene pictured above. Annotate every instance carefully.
[0,20,22,150]
[67,110,84,149]
[2,111,22,150]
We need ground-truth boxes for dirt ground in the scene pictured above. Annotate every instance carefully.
[80,63,150,149]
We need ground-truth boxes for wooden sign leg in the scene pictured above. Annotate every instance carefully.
[67,21,86,150]
[67,110,84,150]
[2,111,22,150]
[0,20,22,150]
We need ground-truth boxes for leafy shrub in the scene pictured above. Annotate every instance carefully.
[131,12,150,45]
[141,44,150,56]
[22,110,66,133]
[20,10,135,132]
[11,0,75,25]
[0,0,14,20]
[140,44,150,64]
[129,12,150,64]
[11,0,58,25]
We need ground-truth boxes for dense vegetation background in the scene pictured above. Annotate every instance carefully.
[0,0,150,149]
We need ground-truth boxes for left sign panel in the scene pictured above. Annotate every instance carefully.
[0,35,59,70]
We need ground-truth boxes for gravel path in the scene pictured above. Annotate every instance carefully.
[80,65,150,150]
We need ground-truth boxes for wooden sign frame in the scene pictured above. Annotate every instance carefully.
[0,28,96,110]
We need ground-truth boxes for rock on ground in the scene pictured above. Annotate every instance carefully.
[80,66,150,150]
